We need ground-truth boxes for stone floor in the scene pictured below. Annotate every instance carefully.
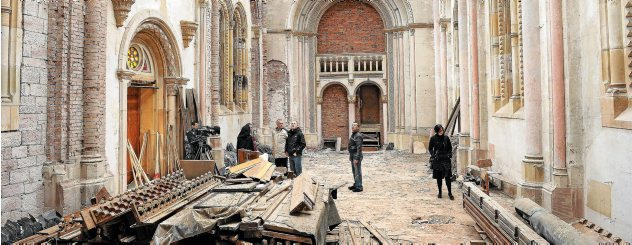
[301,149,481,244]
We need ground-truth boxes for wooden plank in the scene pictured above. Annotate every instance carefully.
[261,165,276,181]
[261,230,312,244]
[360,220,394,245]
[347,221,358,245]
[262,189,291,220]
[244,161,273,179]
[229,158,262,174]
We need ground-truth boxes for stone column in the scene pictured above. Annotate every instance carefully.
[519,0,544,203]
[348,96,356,137]
[199,1,209,124]
[433,0,442,124]
[605,0,627,93]
[117,70,135,193]
[80,0,111,203]
[210,1,220,125]
[469,0,480,148]
[316,97,323,144]
[457,0,471,172]
[510,0,522,112]
[382,95,388,144]
[440,19,449,124]
[164,78,188,128]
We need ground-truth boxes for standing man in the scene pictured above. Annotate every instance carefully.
[272,119,289,167]
[285,121,306,176]
[348,122,364,192]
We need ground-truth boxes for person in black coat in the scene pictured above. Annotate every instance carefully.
[236,123,256,151]
[428,124,454,200]
[285,121,306,176]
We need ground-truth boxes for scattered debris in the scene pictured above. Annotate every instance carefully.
[0,211,60,244]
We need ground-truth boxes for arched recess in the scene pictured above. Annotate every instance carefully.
[321,84,350,148]
[263,60,289,129]
[355,82,383,146]
[233,3,248,111]
[117,13,183,191]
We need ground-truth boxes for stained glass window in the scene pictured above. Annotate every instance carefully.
[127,46,140,70]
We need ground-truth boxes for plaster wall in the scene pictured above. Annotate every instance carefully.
[414,28,436,129]
[567,0,632,241]
[487,117,526,183]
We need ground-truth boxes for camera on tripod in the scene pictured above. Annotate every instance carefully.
[185,125,221,160]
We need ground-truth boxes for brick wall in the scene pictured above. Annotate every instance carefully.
[317,0,385,54]
[1,0,49,224]
[322,84,350,147]
[263,60,289,128]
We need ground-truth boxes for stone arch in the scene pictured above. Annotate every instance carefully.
[117,11,184,191]
[118,11,182,77]
[321,84,350,147]
[263,60,289,129]
[319,81,350,98]
[353,80,387,96]
[290,0,414,33]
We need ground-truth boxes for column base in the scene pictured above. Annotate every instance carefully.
[517,182,544,205]
[510,96,523,112]
[543,183,584,222]
[457,133,471,174]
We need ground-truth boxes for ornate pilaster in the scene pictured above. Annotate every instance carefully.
[180,20,198,48]
[111,0,135,27]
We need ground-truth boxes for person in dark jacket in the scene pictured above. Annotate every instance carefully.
[285,121,306,176]
[236,123,256,151]
[348,122,364,192]
[428,124,454,200]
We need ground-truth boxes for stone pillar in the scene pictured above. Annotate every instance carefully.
[80,0,112,203]
[519,0,544,204]
[164,78,188,128]
[316,97,323,145]
[199,1,209,124]
[382,96,388,144]
[117,70,135,192]
[440,19,449,124]
[457,0,471,173]
[348,96,356,136]
[469,0,480,149]
[542,0,583,222]
[510,0,523,112]
[210,1,220,125]
[605,0,627,93]
[433,0,442,124]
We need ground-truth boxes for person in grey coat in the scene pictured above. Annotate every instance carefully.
[347,122,364,192]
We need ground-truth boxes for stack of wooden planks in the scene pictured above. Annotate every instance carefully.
[289,173,318,214]
[328,220,396,245]
[228,157,277,182]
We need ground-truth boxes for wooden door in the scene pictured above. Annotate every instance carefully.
[358,85,380,124]
[127,87,141,185]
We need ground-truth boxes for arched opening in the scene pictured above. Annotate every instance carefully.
[125,41,166,186]
[118,16,182,191]
[321,84,350,148]
[355,83,383,148]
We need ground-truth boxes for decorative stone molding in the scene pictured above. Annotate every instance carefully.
[316,97,323,104]
[111,0,135,27]
[116,70,135,81]
[381,95,388,103]
[165,83,180,96]
[180,20,198,48]
[164,77,189,86]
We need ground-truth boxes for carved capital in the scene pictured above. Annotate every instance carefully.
[180,20,198,48]
[116,70,135,81]
[111,0,135,27]
[316,97,323,104]
[348,96,357,103]
[165,83,179,96]
[381,95,388,103]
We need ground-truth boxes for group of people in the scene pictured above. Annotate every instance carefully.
[270,120,366,192]
[194,119,452,197]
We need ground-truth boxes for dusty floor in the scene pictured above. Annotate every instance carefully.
[301,149,481,244]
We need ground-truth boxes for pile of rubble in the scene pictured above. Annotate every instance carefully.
[12,156,342,244]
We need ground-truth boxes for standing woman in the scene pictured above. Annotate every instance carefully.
[428,124,454,200]
[237,123,256,151]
